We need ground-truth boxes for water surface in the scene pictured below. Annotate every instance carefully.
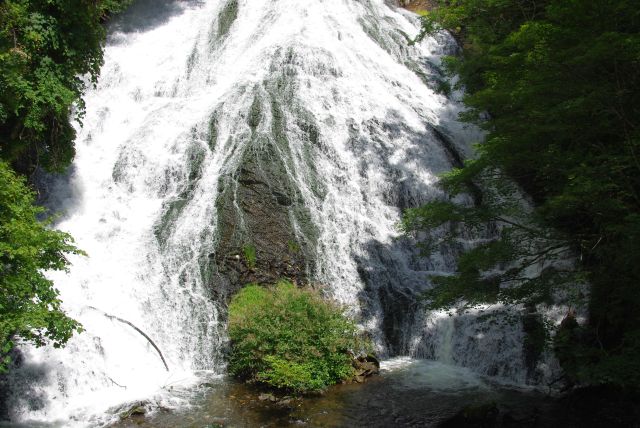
[112,359,554,427]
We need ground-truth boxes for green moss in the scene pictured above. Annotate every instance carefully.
[217,0,238,39]
[405,60,452,97]
[359,17,389,53]
[228,281,371,393]
[287,240,301,254]
[242,244,257,269]
[154,198,188,246]
[257,356,326,392]
[358,16,406,56]
[154,142,207,245]
[292,205,318,250]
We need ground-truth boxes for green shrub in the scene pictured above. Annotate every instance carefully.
[227,281,369,393]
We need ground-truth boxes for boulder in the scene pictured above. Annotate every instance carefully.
[258,393,277,402]
[351,354,380,383]
[114,401,148,420]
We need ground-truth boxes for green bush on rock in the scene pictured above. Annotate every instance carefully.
[227,281,372,393]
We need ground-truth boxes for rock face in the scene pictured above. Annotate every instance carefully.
[521,306,546,381]
[210,95,318,303]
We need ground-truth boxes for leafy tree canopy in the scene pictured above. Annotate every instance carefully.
[0,0,131,173]
[0,161,84,372]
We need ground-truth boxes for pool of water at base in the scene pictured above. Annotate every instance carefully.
[109,358,558,428]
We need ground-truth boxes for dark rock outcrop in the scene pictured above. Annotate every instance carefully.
[521,305,546,381]
[211,95,318,302]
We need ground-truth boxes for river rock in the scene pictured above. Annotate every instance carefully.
[114,400,148,420]
[258,393,277,402]
[351,354,380,383]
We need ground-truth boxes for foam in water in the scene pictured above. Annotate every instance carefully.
[3,0,538,425]
[380,357,492,393]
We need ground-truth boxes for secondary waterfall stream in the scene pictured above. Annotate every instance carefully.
[3,0,552,425]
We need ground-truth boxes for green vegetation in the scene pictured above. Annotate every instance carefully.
[0,0,130,369]
[0,161,84,372]
[0,0,131,174]
[227,281,370,393]
[242,244,257,269]
[287,239,300,254]
[216,0,238,40]
[405,0,640,387]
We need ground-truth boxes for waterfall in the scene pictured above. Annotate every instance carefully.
[3,0,543,425]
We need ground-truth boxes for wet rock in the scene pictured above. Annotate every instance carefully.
[521,304,546,382]
[502,409,540,427]
[439,402,499,427]
[199,382,218,389]
[0,348,24,421]
[354,361,379,377]
[356,247,421,355]
[115,401,148,420]
[258,393,277,402]
[211,96,318,302]
[256,392,297,408]
[204,422,225,428]
[277,397,293,406]
[350,354,380,383]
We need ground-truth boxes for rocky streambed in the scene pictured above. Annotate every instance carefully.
[109,359,565,428]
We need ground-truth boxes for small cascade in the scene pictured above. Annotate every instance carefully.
[412,308,530,383]
[433,313,456,365]
[3,0,548,425]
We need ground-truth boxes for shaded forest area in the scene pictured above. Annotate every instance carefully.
[404,0,640,393]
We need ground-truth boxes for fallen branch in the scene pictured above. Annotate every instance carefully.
[108,376,127,389]
[87,306,169,371]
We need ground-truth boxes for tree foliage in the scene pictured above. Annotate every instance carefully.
[0,161,84,372]
[227,281,370,393]
[405,0,640,387]
[0,0,131,371]
[0,0,132,173]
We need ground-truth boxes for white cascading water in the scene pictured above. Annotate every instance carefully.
[3,0,550,425]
